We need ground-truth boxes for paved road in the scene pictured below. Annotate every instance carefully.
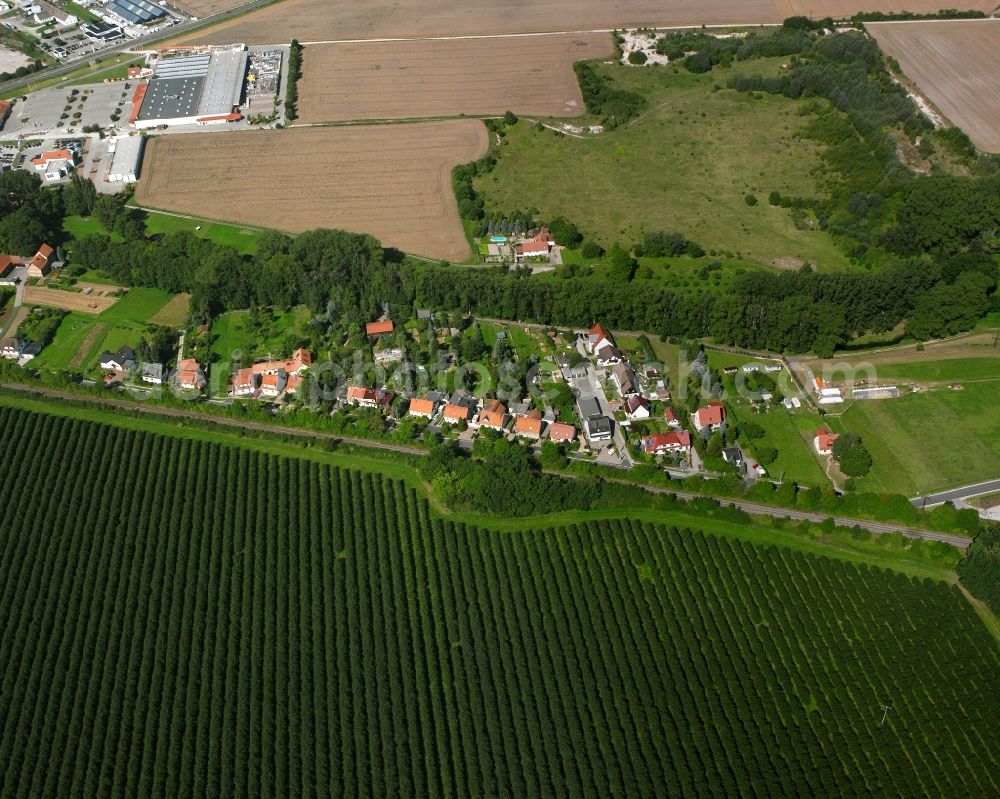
[912,479,1000,508]
[0,381,973,548]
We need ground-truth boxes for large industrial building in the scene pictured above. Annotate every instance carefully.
[130,46,248,129]
[106,0,165,25]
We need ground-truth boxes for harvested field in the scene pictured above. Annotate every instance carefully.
[134,121,489,261]
[181,0,1000,46]
[182,0,781,45]
[297,34,612,123]
[149,292,192,327]
[867,20,1000,153]
[168,0,250,16]
[24,286,119,314]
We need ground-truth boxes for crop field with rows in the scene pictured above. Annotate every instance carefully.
[0,406,997,797]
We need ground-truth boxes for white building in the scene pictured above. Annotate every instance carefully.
[107,135,144,183]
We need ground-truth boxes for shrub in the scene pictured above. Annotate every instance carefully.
[628,50,647,65]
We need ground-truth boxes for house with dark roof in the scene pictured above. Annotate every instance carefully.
[99,345,136,372]
[140,362,164,385]
[612,362,638,398]
[624,395,650,420]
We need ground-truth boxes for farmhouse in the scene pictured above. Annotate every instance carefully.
[814,427,840,455]
[132,46,248,130]
[99,345,136,372]
[514,227,555,262]
[548,421,576,443]
[26,243,54,278]
[692,401,726,432]
[366,319,394,337]
[642,431,691,455]
[31,150,75,181]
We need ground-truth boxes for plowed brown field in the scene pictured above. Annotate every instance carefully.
[170,0,250,16]
[134,121,489,261]
[182,0,780,45]
[297,34,612,123]
[180,0,1000,46]
[868,20,1000,153]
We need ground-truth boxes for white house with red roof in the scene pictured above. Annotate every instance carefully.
[26,244,54,278]
[232,367,258,397]
[588,323,614,354]
[692,401,726,433]
[642,431,691,456]
[813,427,840,455]
[663,407,681,428]
[514,227,554,262]
[175,358,206,391]
[30,149,75,181]
[548,421,576,443]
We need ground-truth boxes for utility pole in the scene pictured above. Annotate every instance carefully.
[880,704,892,727]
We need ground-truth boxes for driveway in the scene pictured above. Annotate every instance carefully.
[0,267,28,340]
[569,363,632,468]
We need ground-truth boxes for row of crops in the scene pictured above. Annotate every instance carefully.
[0,405,997,797]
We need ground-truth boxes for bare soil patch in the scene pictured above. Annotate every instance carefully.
[24,287,119,314]
[76,281,124,296]
[149,293,192,327]
[69,323,106,369]
[169,0,251,16]
[180,0,1000,46]
[298,34,611,123]
[181,0,782,46]
[134,121,489,261]
[5,305,29,338]
[868,20,1000,153]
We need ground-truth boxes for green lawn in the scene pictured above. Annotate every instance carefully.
[98,287,172,325]
[729,401,829,486]
[29,313,97,369]
[836,382,1000,496]
[142,211,260,254]
[868,357,1000,384]
[63,0,100,23]
[476,58,852,271]
[210,305,309,365]
[63,212,259,254]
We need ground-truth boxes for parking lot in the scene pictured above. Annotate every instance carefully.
[4,81,135,137]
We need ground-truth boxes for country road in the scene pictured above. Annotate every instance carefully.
[913,479,1000,508]
[0,380,972,548]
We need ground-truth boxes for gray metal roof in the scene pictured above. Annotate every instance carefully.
[136,76,204,122]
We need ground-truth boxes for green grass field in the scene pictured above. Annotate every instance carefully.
[97,287,172,324]
[0,403,996,797]
[475,59,851,271]
[729,401,829,486]
[834,382,1000,496]
[867,357,1000,384]
[63,212,259,254]
[210,305,309,365]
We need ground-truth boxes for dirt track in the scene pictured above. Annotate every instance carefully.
[134,121,489,262]
[868,20,1000,153]
[298,34,612,123]
[181,0,999,45]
